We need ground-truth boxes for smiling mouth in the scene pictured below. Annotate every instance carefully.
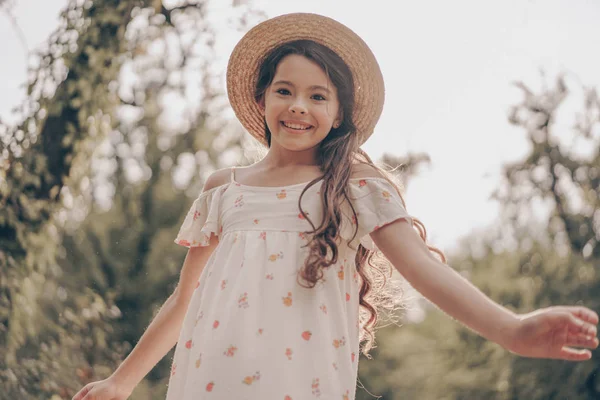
[281,121,313,131]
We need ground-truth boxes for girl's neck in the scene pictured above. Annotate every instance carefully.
[261,146,320,168]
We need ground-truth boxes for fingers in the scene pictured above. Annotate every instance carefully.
[557,346,592,362]
[554,305,599,325]
[566,333,600,349]
[554,307,598,336]
[72,385,90,400]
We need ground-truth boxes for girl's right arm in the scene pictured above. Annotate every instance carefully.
[73,239,218,400]
[73,169,231,400]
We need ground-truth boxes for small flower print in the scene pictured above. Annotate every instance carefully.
[298,232,308,240]
[171,363,177,376]
[224,345,238,357]
[285,347,293,360]
[213,320,219,329]
[382,190,391,201]
[282,292,292,307]
[193,210,201,220]
[351,214,358,225]
[265,273,274,280]
[312,378,321,397]
[234,194,244,207]
[238,292,249,308]
[242,371,261,385]
[337,265,344,280]
[343,390,350,400]
[206,381,215,392]
[276,189,287,199]
[346,292,350,302]
[353,270,359,284]
[177,239,191,246]
[185,339,193,349]
[332,362,338,371]
[285,396,292,400]
[259,231,266,240]
[195,353,202,368]
[253,219,259,224]
[220,279,227,290]
[351,352,356,363]
[257,328,264,335]
[302,330,312,341]
[319,304,327,314]
[332,336,346,349]
[268,251,284,262]
[358,179,367,187]
[298,211,310,220]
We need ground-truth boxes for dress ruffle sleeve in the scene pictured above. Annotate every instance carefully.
[174,184,227,248]
[341,178,413,251]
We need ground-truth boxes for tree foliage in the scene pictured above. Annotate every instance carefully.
[0,0,263,398]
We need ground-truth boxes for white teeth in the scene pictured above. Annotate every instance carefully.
[282,122,312,130]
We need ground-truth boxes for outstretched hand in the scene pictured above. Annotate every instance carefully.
[507,306,599,361]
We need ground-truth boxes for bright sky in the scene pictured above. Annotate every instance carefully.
[2,0,599,252]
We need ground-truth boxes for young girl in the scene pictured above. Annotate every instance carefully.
[73,13,598,400]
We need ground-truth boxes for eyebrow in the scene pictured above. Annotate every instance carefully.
[272,80,331,94]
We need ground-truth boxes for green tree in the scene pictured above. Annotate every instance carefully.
[0,1,263,398]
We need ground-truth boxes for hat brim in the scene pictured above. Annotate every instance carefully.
[226,13,385,146]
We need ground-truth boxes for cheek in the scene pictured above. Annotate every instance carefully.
[315,107,337,126]
[265,98,286,118]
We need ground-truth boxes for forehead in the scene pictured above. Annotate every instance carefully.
[273,54,333,88]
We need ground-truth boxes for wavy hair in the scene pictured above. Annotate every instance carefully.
[254,40,445,355]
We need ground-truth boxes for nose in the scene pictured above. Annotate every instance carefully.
[289,101,307,115]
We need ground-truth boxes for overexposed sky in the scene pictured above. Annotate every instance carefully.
[2,0,599,251]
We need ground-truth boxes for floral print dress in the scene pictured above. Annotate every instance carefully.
[166,168,412,400]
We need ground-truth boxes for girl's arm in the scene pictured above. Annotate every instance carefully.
[107,238,218,393]
[371,219,598,360]
[74,170,233,399]
[105,168,233,392]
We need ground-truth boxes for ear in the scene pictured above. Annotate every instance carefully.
[333,110,343,128]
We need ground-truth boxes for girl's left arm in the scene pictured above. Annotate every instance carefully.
[371,219,599,361]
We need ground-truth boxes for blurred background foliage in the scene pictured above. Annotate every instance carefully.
[0,1,598,399]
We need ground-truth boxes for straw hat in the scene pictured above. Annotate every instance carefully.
[226,13,385,146]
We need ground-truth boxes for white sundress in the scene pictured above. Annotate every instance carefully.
[166,168,412,400]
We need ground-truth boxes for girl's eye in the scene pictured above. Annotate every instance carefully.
[276,88,290,95]
[312,94,326,101]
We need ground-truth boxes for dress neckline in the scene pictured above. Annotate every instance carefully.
[228,167,389,191]
[230,166,323,190]
[231,177,323,191]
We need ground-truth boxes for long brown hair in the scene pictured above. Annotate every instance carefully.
[255,40,445,355]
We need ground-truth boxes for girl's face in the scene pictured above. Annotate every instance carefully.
[261,54,342,154]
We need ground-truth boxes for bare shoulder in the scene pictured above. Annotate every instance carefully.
[350,162,385,179]
[203,167,232,192]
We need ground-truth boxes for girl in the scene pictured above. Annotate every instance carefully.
[73,13,598,400]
